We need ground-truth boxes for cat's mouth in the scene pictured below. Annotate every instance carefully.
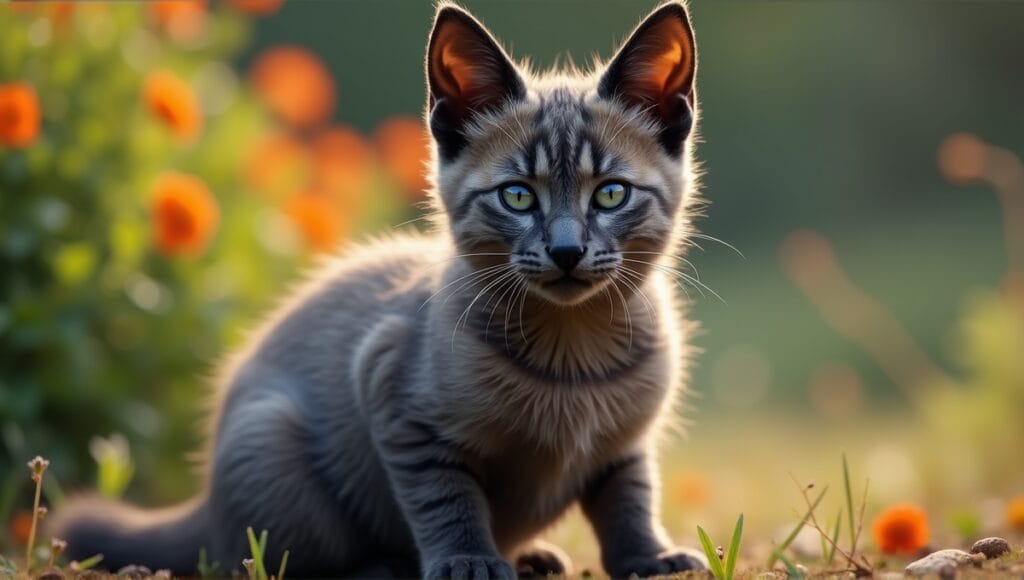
[542,275,593,290]
[533,273,607,306]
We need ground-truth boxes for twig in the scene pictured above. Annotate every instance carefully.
[791,473,873,576]
[25,456,50,572]
[852,478,871,559]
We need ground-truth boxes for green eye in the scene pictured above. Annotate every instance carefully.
[593,182,629,209]
[500,184,536,212]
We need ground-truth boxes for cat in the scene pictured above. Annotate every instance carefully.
[54,2,708,578]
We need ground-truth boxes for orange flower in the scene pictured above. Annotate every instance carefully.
[250,46,335,129]
[374,116,431,199]
[243,132,313,195]
[144,70,203,141]
[284,192,345,253]
[151,172,219,257]
[148,0,207,44]
[227,0,284,15]
[670,470,710,508]
[313,126,373,202]
[8,509,33,545]
[1008,495,1024,531]
[872,503,930,556]
[0,82,41,148]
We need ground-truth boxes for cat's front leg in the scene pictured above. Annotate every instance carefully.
[581,452,707,578]
[376,418,514,580]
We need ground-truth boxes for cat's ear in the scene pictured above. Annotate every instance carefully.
[427,4,526,160]
[598,2,697,156]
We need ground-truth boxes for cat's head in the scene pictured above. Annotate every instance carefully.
[426,2,698,306]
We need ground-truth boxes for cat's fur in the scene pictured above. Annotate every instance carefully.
[54,2,708,578]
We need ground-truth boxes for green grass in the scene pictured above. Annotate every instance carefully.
[697,513,743,580]
[245,526,289,580]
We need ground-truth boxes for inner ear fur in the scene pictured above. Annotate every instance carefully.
[426,4,525,160]
[598,2,697,155]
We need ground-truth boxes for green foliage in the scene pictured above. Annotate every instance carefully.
[245,526,288,580]
[725,513,743,580]
[823,510,841,566]
[918,291,1024,499]
[766,485,826,569]
[696,525,724,580]
[842,453,855,550]
[197,547,223,579]
[73,553,104,571]
[0,4,291,522]
[0,554,16,576]
[698,514,743,580]
[772,549,804,580]
[90,434,134,499]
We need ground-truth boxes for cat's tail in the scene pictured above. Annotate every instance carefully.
[51,494,209,574]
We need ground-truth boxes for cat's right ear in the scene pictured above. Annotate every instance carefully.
[426,4,526,160]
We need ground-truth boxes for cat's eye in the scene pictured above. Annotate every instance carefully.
[500,184,536,212]
[593,181,630,210]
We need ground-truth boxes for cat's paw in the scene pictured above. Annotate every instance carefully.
[515,541,572,576]
[607,547,708,578]
[425,555,517,580]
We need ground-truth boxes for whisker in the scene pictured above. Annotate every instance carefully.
[602,284,614,324]
[419,262,512,310]
[391,214,432,230]
[689,232,745,259]
[517,278,529,345]
[615,266,657,325]
[624,258,710,301]
[503,279,528,352]
[618,251,703,280]
[621,258,726,305]
[608,276,633,352]
[485,273,524,335]
[452,269,521,349]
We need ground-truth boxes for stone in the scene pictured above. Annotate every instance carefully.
[971,536,1011,559]
[37,566,64,580]
[905,549,984,576]
[115,564,153,579]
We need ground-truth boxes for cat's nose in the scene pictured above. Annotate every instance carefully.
[546,244,586,273]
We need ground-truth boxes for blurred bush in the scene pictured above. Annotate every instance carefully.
[0,1,430,536]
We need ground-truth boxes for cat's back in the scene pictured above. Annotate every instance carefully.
[228,233,449,388]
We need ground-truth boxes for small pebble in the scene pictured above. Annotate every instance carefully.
[37,567,64,580]
[971,536,1011,559]
[116,564,153,579]
[905,549,984,576]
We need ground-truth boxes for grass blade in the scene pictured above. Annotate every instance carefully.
[725,513,744,580]
[843,453,855,548]
[246,526,268,580]
[74,554,104,571]
[766,485,828,568]
[826,510,843,565]
[258,529,268,557]
[276,549,290,580]
[697,525,726,579]
[773,549,804,580]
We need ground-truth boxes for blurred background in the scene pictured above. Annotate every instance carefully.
[1,0,1022,570]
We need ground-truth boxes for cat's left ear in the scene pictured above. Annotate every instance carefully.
[427,4,526,160]
[598,2,697,156]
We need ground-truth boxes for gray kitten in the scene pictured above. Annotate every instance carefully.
[55,2,708,578]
